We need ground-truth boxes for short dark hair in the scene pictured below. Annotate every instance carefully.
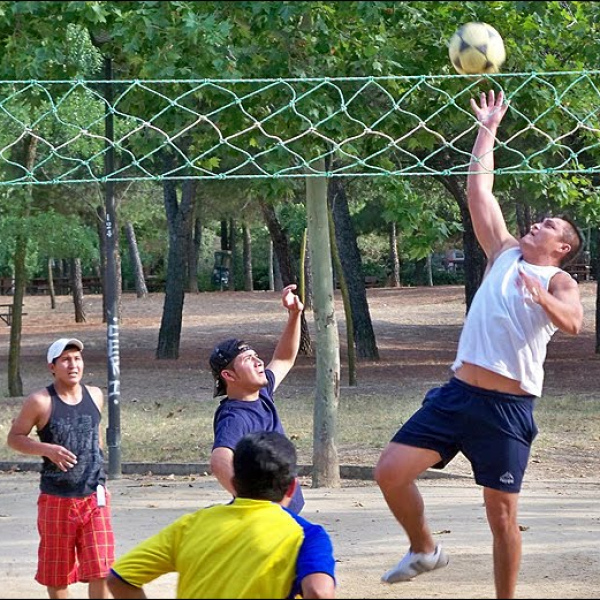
[232,432,297,502]
[557,213,584,267]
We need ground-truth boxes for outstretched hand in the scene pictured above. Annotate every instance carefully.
[282,284,304,314]
[470,89,508,129]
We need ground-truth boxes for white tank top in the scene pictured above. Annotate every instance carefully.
[451,246,563,396]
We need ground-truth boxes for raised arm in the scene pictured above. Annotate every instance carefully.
[467,89,517,260]
[267,284,304,391]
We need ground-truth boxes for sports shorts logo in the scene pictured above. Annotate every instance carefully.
[499,471,515,485]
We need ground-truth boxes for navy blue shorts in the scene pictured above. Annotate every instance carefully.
[391,377,538,493]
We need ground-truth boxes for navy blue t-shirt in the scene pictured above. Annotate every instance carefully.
[212,369,305,514]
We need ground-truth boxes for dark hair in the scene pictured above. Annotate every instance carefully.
[557,214,584,267]
[232,431,297,502]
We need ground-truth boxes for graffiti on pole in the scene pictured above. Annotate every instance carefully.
[107,318,120,404]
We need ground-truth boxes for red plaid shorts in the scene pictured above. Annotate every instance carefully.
[35,488,115,587]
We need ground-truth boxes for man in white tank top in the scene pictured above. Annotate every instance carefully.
[375,89,584,599]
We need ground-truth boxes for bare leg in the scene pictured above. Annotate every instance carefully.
[483,487,521,599]
[88,578,111,599]
[375,442,442,554]
[47,586,69,599]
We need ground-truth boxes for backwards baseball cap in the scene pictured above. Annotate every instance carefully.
[47,338,84,364]
[209,338,252,397]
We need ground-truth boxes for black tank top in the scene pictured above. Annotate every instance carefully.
[38,384,106,497]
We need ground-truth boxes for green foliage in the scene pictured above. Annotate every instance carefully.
[0,207,98,277]
[349,177,462,264]
[1,1,600,278]
[276,200,306,242]
[357,232,389,281]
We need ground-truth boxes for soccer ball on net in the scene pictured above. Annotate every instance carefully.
[448,22,506,75]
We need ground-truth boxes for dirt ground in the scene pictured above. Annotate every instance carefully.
[1,283,600,598]
[1,470,600,599]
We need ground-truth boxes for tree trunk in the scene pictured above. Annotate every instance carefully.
[71,258,86,323]
[414,257,427,285]
[595,228,600,354]
[426,254,433,287]
[7,134,37,397]
[268,239,275,291]
[299,228,313,310]
[303,234,314,310]
[596,274,600,353]
[438,175,486,311]
[329,208,356,386]
[125,222,148,298]
[220,220,228,250]
[8,232,26,397]
[515,199,533,238]
[156,172,196,359]
[273,248,283,291]
[388,222,401,287]
[96,205,108,322]
[306,164,340,488]
[260,199,312,355]
[328,177,379,360]
[188,217,202,294]
[47,258,57,309]
[228,218,236,291]
[243,222,253,291]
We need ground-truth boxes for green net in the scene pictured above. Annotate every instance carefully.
[2,70,600,185]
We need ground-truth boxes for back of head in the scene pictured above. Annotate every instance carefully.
[233,431,297,502]
[557,213,584,267]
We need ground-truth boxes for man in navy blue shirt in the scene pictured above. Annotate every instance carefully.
[209,284,305,513]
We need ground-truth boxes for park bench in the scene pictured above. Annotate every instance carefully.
[335,275,381,289]
[0,277,13,295]
[565,263,592,282]
[26,276,103,295]
[0,303,26,326]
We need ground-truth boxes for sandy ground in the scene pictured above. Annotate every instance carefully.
[1,471,599,599]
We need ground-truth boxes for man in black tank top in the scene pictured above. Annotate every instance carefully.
[7,338,114,599]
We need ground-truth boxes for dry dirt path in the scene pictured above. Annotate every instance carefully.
[1,471,599,599]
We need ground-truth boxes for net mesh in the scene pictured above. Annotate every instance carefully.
[1,71,600,185]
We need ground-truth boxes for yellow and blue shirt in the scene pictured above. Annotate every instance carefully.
[110,497,335,599]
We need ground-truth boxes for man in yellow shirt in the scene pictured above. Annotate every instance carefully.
[107,432,336,599]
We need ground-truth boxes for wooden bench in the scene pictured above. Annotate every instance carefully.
[565,263,592,282]
[0,277,13,295]
[336,275,381,289]
[82,276,102,294]
[0,303,26,326]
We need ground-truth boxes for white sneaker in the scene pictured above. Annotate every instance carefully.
[381,544,449,583]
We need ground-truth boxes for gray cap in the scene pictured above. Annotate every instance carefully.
[47,338,84,364]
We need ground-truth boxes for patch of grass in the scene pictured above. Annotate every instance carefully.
[4,388,597,470]
[1,387,599,471]
[533,393,600,450]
